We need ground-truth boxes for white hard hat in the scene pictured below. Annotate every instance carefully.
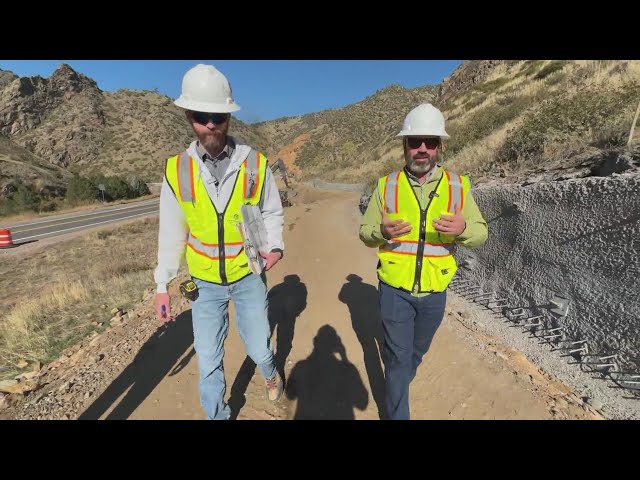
[397,103,449,139]
[174,64,240,113]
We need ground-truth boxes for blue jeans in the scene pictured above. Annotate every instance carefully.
[191,273,277,420]
[378,282,447,420]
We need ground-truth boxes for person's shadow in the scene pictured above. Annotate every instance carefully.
[228,274,307,419]
[338,274,386,420]
[78,310,195,420]
[285,325,368,419]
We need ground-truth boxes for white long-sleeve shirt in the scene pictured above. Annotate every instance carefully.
[154,138,284,293]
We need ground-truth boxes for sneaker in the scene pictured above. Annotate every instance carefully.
[266,372,284,402]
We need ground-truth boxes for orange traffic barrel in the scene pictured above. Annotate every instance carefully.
[0,228,14,248]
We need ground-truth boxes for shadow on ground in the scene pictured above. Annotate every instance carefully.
[339,274,386,419]
[285,325,369,419]
[228,274,307,420]
[78,310,194,420]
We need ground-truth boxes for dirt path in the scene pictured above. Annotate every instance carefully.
[1,187,599,419]
[61,186,596,420]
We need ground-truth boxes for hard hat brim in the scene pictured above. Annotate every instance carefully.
[397,129,450,139]
[174,97,241,113]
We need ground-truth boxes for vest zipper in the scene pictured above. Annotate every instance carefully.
[409,171,444,293]
[413,209,427,293]
[218,213,227,285]
[209,170,242,286]
[193,154,247,286]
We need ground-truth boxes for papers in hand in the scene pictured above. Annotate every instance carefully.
[237,205,268,275]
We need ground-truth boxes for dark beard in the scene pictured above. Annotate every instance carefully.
[201,132,226,156]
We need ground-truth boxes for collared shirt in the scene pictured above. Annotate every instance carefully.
[196,137,235,185]
[403,164,438,185]
[359,165,488,297]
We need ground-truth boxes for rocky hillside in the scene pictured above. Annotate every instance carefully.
[0,135,69,192]
[2,61,639,207]
[316,60,640,190]
[0,65,107,168]
[259,60,640,189]
[0,64,273,196]
[437,60,518,106]
[255,84,439,181]
[0,63,438,204]
[435,60,640,187]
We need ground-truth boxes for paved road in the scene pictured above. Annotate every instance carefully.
[2,199,159,244]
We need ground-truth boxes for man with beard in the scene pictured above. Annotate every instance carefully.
[359,103,488,420]
[154,64,285,420]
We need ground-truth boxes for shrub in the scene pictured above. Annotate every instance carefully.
[66,176,98,204]
[447,94,537,155]
[11,183,40,212]
[129,176,150,196]
[498,83,640,162]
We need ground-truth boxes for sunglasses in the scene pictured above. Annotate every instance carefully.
[191,111,229,126]
[407,137,441,149]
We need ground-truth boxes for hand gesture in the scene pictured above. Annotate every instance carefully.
[433,204,466,237]
[381,211,412,240]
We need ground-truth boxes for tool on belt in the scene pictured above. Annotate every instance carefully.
[179,279,199,301]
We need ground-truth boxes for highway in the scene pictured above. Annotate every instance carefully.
[2,199,159,244]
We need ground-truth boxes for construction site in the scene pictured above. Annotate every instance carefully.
[0,60,638,420]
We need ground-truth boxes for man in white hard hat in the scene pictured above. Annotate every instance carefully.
[359,103,488,420]
[154,64,285,420]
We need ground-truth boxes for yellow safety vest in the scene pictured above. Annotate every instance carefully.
[377,169,470,293]
[165,148,267,284]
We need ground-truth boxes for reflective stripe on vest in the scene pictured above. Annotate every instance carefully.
[445,171,464,213]
[384,170,465,215]
[165,147,267,284]
[187,233,244,260]
[381,240,454,257]
[383,172,401,214]
[244,149,261,200]
[177,151,196,203]
[376,168,470,293]
[176,148,261,204]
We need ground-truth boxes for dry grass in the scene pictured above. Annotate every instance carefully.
[0,218,162,379]
[294,60,640,188]
[318,139,406,187]
[323,61,640,188]
[484,62,510,81]
[436,61,640,180]
[442,121,515,178]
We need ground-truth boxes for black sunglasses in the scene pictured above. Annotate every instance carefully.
[191,111,229,126]
[407,137,441,149]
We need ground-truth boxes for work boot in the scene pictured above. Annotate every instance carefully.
[266,372,284,402]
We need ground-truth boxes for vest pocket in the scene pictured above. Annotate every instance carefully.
[226,250,250,280]
[378,256,414,289]
[422,254,457,292]
[186,245,214,271]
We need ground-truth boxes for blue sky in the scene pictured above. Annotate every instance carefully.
[0,60,463,124]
